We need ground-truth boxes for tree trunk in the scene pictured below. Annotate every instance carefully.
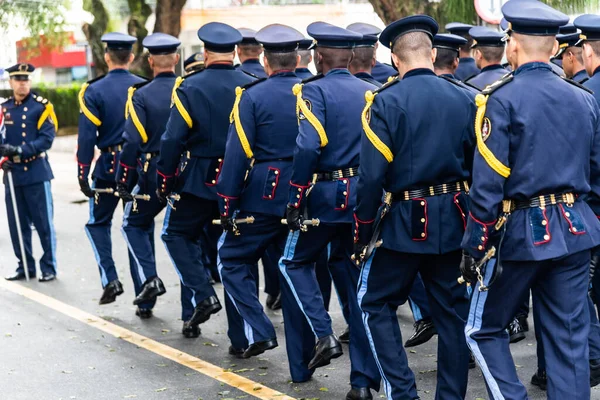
[153,0,188,37]
[368,0,476,29]
[127,0,153,76]
[82,0,109,76]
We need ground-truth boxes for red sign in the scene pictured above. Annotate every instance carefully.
[16,33,86,69]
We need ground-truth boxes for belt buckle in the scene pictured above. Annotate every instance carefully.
[549,193,556,205]
[429,186,434,196]
[539,196,546,209]
[442,183,448,194]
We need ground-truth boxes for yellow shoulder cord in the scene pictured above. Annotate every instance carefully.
[78,83,101,126]
[292,83,328,147]
[37,102,59,131]
[171,77,193,128]
[125,87,148,143]
[361,91,393,163]
[474,94,511,178]
[229,87,253,159]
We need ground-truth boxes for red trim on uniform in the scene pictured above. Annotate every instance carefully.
[205,158,224,187]
[413,198,428,241]
[157,170,173,179]
[119,161,135,169]
[534,208,552,245]
[290,181,310,188]
[468,211,497,227]
[335,178,350,211]
[77,161,90,167]
[217,193,239,200]
[559,204,585,236]
[353,213,375,224]
[453,192,467,230]
[263,167,280,200]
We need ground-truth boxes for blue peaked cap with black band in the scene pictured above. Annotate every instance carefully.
[298,38,314,50]
[198,22,243,53]
[502,0,569,36]
[469,26,505,48]
[142,33,180,55]
[6,63,35,80]
[574,14,600,43]
[307,22,363,49]
[559,23,577,35]
[347,22,381,47]
[256,24,304,52]
[101,32,137,50]
[445,22,473,34]
[238,27,259,45]
[380,15,438,49]
[433,33,467,52]
[184,52,204,70]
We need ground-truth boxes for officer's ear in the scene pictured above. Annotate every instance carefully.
[128,52,135,65]
[430,47,437,64]
[391,52,400,69]
[452,57,459,70]
[551,40,559,59]
[296,54,301,69]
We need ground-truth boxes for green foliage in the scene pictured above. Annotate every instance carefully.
[0,0,71,53]
[0,85,82,128]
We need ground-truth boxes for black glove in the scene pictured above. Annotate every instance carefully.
[352,241,367,266]
[156,189,167,205]
[459,251,479,285]
[78,178,94,198]
[0,144,21,158]
[116,182,133,202]
[0,159,12,172]
[285,204,304,232]
[220,215,237,233]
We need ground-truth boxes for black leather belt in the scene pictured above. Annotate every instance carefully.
[100,144,123,153]
[255,157,293,163]
[314,167,359,181]
[395,181,470,201]
[504,193,575,212]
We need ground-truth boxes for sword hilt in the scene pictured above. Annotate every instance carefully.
[212,216,256,225]
[280,218,320,226]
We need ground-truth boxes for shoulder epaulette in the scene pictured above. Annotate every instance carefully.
[241,77,267,90]
[32,93,58,131]
[301,73,324,85]
[132,80,151,90]
[580,77,590,85]
[481,72,514,96]
[463,72,479,82]
[461,80,481,92]
[440,74,474,90]
[386,73,399,83]
[560,75,593,94]
[86,74,105,86]
[372,76,399,95]
[241,70,259,79]
[33,94,49,104]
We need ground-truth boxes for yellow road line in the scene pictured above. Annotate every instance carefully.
[0,279,295,400]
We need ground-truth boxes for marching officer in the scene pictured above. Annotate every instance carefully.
[355,15,475,399]
[236,28,267,78]
[115,33,180,319]
[157,22,255,337]
[433,33,479,93]
[346,23,382,87]
[279,22,380,400]
[77,32,146,304]
[295,39,314,80]
[464,27,510,90]
[551,23,578,69]
[183,52,204,74]
[217,23,319,381]
[1,63,58,282]
[445,22,480,81]
[462,3,600,398]
[346,23,396,84]
[555,30,589,82]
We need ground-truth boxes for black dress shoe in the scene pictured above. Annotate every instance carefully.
[135,308,153,319]
[508,317,526,344]
[229,345,245,359]
[133,277,166,305]
[99,280,124,305]
[266,294,277,310]
[188,296,222,326]
[517,314,529,332]
[346,387,372,400]
[39,273,56,282]
[271,293,282,310]
[469,353,476,369]
[182,321,201,338]
[339,326,350,344]
[405,318,437,347]
[591,359,600,387]
[5,271,35,281]
[308,334,343,370]
[243,338,278,359]
[531,369,547,391]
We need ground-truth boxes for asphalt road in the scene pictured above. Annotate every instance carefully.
[0,138,597,400]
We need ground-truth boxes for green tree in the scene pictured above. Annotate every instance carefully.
[0,0,70,52]
[82,0,111,75]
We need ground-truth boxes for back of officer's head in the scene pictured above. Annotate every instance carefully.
[391,32,436,76]
[237,44,263,61]
[264,50,298,73]
[105,49,134,69]
[433,47,459,74]
[149,53,180,72]
[506,33,558,67]
[456,33,474,56]
[349,47,376,74]
[315,46,354,70]
[561,46,584,78]
[298,50,312,68]
[475,46,504,65]
[582,41,600,76]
